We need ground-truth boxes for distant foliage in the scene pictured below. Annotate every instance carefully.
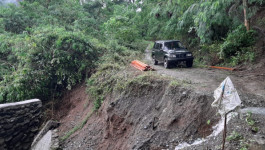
[103,4,140,43]
[104,16,139,42]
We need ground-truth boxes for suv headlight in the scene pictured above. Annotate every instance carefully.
[186,53,192,57]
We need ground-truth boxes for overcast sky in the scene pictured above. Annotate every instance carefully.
[0,0,21,5]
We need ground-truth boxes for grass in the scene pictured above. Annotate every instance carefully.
[86,40,149,110]
[146,42,154,50]
[60,110,94,142]
[227,131,242,142]
[245,112,259,133]
[193,59,209,68]
[169,80,181,87]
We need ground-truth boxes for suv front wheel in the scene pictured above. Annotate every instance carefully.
[186,60,193,68]
[164,58,170,69]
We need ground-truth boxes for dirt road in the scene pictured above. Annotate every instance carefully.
[145,49,265,107]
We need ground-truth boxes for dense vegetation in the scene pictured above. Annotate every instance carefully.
[0,0,264,104]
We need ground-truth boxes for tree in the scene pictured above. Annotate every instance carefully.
[243,0,250,31]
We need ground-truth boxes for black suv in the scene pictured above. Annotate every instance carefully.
[151,40,194,68]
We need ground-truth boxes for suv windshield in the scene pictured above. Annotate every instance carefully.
[164,41,184,50]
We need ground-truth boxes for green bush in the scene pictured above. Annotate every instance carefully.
[0,27,99,103]
[194,42,222,66]
[86,40,145,110]
[229,47,256,66]
[221,25,257,58]
[1,5,32,33]
[194,25,258,67]
[0,34,16,80]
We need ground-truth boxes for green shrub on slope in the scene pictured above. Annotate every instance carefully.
[221,25,257,58]
[0,27,99,103]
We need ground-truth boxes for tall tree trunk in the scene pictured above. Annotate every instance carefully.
[80,0,87,5]
[46,0,50,8]
[243,0,250,31]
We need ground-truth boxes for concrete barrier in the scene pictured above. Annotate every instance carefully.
[31,120,60,150]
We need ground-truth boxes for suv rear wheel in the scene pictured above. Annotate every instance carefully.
[152,55,158,65]
[186,60,193,68]
[164,58,170,69]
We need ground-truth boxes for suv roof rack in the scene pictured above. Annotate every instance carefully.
[155,40,180,43]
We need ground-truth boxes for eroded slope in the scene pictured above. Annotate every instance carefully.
[60,73,219,150]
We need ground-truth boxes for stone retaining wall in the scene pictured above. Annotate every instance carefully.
[0,99,42,150]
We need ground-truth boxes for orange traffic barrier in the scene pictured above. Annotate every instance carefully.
[210,66,235,71]
[131,60,155,71]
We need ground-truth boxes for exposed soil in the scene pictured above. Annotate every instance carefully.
[60,75,219,150]
[54,83,93,138]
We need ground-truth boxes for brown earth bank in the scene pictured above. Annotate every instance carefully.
[56,67,265,150]
[57,71,221,150]
[54,83,92,137]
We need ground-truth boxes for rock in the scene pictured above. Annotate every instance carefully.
[0,138,5,145]
[11,133,23,144]
[3,124,12,130]
[253,135,265,145]
[0,145,7,150]
[4,136,12,142]
[249,144,265,150]
[31,127,39,133]
[22,143,31,150]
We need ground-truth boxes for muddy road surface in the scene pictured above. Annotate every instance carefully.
[145,49,265,107]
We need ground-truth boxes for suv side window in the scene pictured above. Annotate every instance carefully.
[155,43,159,49]
[154,42,163,49]
[156,43,162,49]
[159,43,162,49]
[153,43,156,49]
[158,43,160,49]
[154,43,159,49]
